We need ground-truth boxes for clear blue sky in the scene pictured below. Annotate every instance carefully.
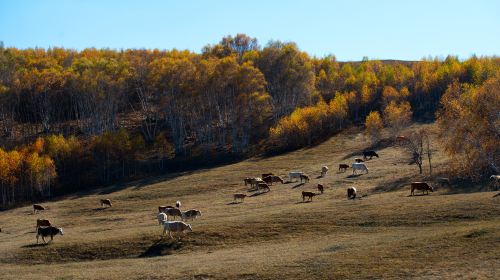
[1,0,498,61]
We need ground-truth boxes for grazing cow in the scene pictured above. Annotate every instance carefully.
[347,187,357,199]
[182,209,202,221]
[252,178,264,187]
[244,177,253,186]
[354,158,364,163]
[363,150,379,160]
[257,182,271,192]
[321,166,329,177]
[339,164,349,172]
[352,163,369,174]
[289,171,304,182]
[162,221,192,240]
[36,219,51,229]
[33,204,45,214]
[262,176,273,185]
[176,201,181,208]
[410,182,434,196]
[157,213,168,225]
[100,199,112,208]
[270,175,285,184]
[302,191,316,202]
[300,174,310,183]
[317,184,324,194]
[233,193,247,202]
[263,175,284,185]
[36,226,63,244]
[162,207,182,221]
[261,173,274,179]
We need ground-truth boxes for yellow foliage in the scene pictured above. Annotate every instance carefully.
[269,95,348,149]
[365,111,384,141]
[383,101,413,133]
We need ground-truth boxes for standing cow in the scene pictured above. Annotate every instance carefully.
[321,166,329,177]
[410,182,434,196]
[347,187,357,199]
[36,226,64,244]
[363,151,379,160]
[352,163,369,174]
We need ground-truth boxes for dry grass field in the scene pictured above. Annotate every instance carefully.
[1,124,499,280]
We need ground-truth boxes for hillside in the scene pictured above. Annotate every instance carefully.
[0,123,499,279]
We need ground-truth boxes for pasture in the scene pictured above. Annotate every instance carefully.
[0,124,499,279]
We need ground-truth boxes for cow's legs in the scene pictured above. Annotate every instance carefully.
[36,234,39,244]
[42,236,46,243]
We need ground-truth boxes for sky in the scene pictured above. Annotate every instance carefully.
[0,0,499,61]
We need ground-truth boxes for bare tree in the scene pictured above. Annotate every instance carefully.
[404,129,427,174]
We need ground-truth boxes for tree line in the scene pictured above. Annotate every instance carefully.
[0,34,498,207]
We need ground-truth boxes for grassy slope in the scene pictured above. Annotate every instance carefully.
[0,123,499,280]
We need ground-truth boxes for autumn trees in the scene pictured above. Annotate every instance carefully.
[365,111,383,142]
[437,77,500,179]
[0,35,499,206]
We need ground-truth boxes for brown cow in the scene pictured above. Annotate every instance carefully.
[100,199,112,208]
[410,182,434,196]
[261,173,274,179]
[263,175,284,185]
[233,193,247,202]
[244,177,254,186]
[339,164,349,172]
[300,174,310,183]
[33,204,45,214]
[302,191,316,202]
[317,184,324,194]
[36,219,51,229]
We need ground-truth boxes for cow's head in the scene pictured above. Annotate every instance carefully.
[187,224,193,232]
[58,228,64,235]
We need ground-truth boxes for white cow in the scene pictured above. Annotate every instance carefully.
[352,163,368,174]
[289,171,304,182]
[162,221,193,240]
[157,213,168,225]
[321,166,329,177]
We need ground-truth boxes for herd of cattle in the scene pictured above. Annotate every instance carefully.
[235,150,437,204]
[30,199,202,243]
[6,149,500,244]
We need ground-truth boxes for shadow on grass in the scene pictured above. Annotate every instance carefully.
[292,183,305,189]
[138,238,183,258]
[226,201,243,205]
[295,200,313,204]
[341,137,394,160]
[21,243,49,248]
[346,174,362,178]
[493,192,500,198]
[250,191,269,197]
[372,176,412,193]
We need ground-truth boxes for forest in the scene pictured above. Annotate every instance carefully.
[0,34,499,208]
